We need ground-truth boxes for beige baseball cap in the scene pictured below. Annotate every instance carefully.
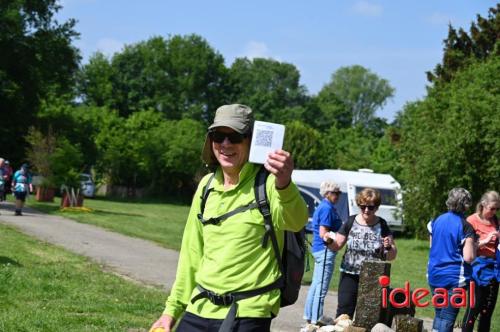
[202,104,254,165]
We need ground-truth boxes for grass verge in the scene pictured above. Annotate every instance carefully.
[0,223,166,332]
[28,196,190,251]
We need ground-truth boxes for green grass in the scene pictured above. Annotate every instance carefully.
[28,196,190,251]
[0,223,167,332]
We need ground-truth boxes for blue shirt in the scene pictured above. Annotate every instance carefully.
[13,170,32,193]
[311,198,342,253]
[427,211,475,288]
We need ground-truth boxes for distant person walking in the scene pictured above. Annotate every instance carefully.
[427,188,475,332]
[303,181,342,329]
[0,158,5,202]
[12,163,33,216]
[2,160,13,200]
[462,190,500,332]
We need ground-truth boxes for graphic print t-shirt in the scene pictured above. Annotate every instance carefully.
[339,217,392,275]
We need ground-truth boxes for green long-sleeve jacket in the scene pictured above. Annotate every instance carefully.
[164,162,308,320]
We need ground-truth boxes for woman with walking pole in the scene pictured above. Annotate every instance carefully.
[302,181,342,331]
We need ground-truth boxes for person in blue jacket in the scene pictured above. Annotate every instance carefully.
[427,188,476,332]
[303,181,342,329]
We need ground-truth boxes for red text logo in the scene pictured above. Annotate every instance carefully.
[378,276,475,308]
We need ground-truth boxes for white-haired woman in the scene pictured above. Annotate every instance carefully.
[303,181,343,329]
[462,190,500,332]
[427,188,476,332]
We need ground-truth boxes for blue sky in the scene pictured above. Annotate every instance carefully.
[57,0,497,121]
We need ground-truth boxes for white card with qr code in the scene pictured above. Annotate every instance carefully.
[249,121,285,164]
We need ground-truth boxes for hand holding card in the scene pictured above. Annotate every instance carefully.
[248,121,285,164]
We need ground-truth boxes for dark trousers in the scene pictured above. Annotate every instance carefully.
[176,311,272,332]
[462,279,499,332]
[336,272,360,319]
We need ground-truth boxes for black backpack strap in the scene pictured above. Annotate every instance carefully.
[197,172,259,226]
[255,166,285,274]
[199,201,259,226]
[199,173,215,215]
[343,215,356,237]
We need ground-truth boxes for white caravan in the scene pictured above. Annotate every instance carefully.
[292,169,404,232]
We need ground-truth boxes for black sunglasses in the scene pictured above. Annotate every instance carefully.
[208,130,247,144]
[359,205,376,211]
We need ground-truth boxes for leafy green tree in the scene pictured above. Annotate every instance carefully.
[323,125,378,171]
[94,110,159,189]
[80,35,229,121]
[370,127,403,180]
[165,35,229,122]
[77,52,114,107]
[283,121,326,169]
[400,56,500,237]
[427,4,500,84]
[25,127,57,187]
[37,97,119,171]
[154,119,206,194]
[318,65,394,129]
[50,138,84,190]
[228,58,309,123]
[313,87,350,130]
[109,37,170,117]
[0,0,80,163]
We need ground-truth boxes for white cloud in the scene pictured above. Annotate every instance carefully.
[427,12,454,26]
[352,1,383,17]
[96,38,124,57]
[241,41,272,59]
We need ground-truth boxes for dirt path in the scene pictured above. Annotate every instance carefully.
[0,202,435,331]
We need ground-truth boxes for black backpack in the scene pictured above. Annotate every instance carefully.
[197,166,306,307]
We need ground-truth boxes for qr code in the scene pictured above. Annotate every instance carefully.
[255,129,273,147]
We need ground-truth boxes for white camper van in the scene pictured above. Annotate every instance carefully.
[292,169,404,232]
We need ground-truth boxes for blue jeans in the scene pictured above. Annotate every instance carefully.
[303,248,336,324]
[430,286,466,332]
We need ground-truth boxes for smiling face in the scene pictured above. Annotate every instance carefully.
[211,127,250,176]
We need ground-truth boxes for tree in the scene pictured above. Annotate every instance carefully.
[323,125,378,171]
[79,35,229,121]
[37,97,117,171]
[313,87,350,130]
[25,127,57,187]
[165,35,229,122]
[318,65,394,129]
[399,56,500,237]
[227,58,309,123]
[154,119,206,194]
[77,52,114,107]
[0,0,80,164]
[427,4,500,84]
[283,121,326,169]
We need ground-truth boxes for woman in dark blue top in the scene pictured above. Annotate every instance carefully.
[303,181,342,328]
[427,188,475,332]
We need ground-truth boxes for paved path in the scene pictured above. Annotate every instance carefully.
[0,202,433,331]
